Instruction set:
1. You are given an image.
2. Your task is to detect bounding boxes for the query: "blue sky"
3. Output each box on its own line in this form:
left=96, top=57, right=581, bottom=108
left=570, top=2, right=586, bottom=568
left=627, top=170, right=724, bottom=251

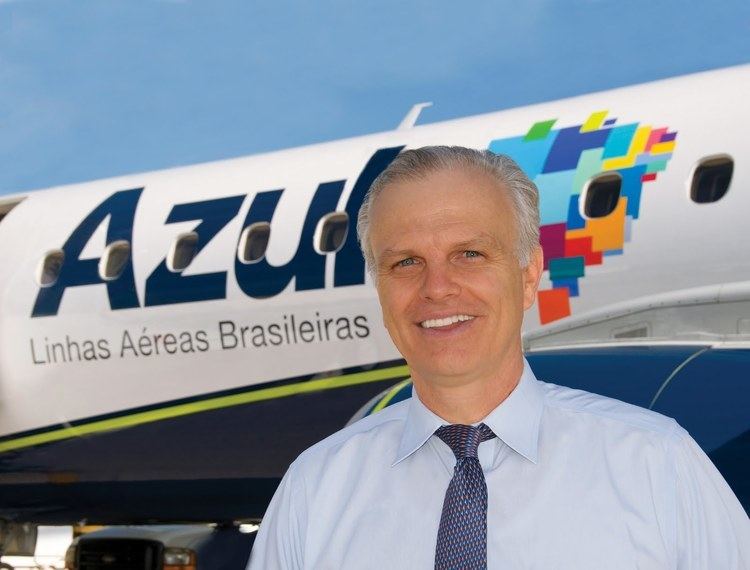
left=1, top=0, right=748, bottom=195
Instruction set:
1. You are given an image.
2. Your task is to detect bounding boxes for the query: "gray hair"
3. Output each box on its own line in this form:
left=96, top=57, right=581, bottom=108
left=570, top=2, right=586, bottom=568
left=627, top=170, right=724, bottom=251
left=356, top=145, right=540, bottom=278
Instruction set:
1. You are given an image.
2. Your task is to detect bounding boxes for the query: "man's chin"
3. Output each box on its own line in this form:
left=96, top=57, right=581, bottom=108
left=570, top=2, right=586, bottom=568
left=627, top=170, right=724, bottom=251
left=409, top=358, right=483, bottom=386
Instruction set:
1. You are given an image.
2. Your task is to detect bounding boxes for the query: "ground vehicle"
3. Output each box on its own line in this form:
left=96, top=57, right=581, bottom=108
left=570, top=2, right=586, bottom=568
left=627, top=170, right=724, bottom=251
left=64, top=525, right=255, bottom=570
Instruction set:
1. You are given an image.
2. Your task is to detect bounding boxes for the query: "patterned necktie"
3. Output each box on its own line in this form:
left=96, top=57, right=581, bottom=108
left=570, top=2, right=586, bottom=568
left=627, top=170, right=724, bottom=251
left=434, top=423, right=496, bottom=570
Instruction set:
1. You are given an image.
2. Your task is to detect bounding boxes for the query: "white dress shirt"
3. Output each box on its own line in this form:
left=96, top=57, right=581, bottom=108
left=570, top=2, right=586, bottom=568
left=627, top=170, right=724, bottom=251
left=248, top=359, right=750, bottom=569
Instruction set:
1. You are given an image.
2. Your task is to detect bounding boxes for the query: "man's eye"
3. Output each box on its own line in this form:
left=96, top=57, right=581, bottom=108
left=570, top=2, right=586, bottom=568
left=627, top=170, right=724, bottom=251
left=397, top=258, right=416, bottom=267
left=463, top=250, right=481, bottom=258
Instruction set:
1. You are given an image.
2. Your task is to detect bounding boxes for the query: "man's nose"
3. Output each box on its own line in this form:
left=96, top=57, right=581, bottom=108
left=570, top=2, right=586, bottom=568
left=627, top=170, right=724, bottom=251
left=419, top=261, right=461, bottom=301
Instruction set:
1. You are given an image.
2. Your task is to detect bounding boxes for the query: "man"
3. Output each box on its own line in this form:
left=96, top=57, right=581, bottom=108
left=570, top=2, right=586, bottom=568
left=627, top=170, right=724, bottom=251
left=249, top=146, right=749, bottom=569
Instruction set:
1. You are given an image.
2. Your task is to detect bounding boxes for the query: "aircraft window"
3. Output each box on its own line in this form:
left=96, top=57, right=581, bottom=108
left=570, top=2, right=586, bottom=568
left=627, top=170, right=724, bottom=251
left=98, top=240, right=131, bottom=281
left=237, top=222, right=271, bottom=264
left=691, top=155, right=733, bottom=203
left=168, top=231, right=199, bottom=272
left=583, top=172, right=622, bottom=218
left=37, top=250, right=65, bottom=287
left=315, top=212, right=349, bottom=254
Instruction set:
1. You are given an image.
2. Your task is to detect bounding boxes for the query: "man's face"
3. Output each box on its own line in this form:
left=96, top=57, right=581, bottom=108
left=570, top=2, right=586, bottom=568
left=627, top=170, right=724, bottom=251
left=369, top=166, right=542, bottom=387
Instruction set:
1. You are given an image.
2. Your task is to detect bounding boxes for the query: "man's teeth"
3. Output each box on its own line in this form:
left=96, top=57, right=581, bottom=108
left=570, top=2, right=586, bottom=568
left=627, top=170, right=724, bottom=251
left=420, top=315, right=475, bottom=329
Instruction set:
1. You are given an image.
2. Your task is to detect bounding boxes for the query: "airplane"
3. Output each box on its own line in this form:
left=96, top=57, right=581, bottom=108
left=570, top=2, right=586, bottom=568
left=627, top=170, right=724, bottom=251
left=0, top=63, right=747, bottom=567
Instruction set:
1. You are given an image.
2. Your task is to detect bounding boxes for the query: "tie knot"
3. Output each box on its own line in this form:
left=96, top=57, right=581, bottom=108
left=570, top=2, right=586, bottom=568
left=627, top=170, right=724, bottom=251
left=435, top=423, right=495, bottom=459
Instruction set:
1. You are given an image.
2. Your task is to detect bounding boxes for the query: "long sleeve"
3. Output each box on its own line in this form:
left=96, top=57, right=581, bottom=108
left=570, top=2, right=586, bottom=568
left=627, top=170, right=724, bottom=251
left=672, top=426, right=750, bottom=569
left=247, top=462, right=307, bottom=570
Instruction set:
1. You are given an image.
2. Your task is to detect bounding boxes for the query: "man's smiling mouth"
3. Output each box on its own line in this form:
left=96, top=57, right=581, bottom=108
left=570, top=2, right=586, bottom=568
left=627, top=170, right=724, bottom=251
left=420, top=314, right=475, bottom=329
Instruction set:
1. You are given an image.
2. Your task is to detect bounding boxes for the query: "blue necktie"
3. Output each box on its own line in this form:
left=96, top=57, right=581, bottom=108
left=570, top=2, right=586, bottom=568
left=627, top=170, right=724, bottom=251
left=434, top=423, right=496, bottom=570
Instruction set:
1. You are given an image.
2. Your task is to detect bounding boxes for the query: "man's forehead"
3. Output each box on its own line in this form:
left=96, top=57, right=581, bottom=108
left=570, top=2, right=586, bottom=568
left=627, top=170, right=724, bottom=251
left=371, top=168, right=513, bottom=224
left=372, top=170, right=513, bottom=218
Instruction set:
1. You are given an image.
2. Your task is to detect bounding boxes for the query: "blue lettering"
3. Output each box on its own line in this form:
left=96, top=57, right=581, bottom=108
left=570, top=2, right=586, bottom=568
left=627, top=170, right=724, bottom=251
left=31, top=188, right=143, bottom=318
left=235, top=180, right=346, bottom=298
left=33, top=147, right=406, bottom=316
left=145, top=195, right=245, bottom=306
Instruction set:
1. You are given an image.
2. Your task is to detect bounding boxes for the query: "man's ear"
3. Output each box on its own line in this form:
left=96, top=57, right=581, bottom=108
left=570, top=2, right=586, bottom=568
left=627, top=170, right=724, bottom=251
left=522, top=246, right=544, bottom=311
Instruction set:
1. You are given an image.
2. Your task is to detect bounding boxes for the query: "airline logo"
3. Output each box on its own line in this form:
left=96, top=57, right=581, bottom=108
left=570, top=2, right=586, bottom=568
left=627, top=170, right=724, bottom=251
left=489, top=111, right=678, bottom=324
left=31, top=147, right=404, bottom=317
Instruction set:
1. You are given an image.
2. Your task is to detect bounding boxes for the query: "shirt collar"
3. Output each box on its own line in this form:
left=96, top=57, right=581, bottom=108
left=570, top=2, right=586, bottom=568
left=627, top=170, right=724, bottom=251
left=392, top=357, right=544, bottom=466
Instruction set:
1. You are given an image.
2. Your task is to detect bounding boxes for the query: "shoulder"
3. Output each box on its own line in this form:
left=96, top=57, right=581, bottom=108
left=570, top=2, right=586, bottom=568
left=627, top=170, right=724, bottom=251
left=537, top=379, right=679, bottom=440
left=534, top=380, right=690, bottom=511
left=290, top=397, right=409, bottom=475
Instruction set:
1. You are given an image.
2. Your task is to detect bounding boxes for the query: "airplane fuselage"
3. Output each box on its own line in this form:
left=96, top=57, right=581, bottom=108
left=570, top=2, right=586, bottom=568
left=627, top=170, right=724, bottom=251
left=0, top=64, right=748, bottom=522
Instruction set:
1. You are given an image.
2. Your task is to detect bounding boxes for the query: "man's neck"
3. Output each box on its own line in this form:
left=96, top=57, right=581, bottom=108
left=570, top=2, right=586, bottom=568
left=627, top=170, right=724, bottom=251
left=411, top=354, right=525, bottom=424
